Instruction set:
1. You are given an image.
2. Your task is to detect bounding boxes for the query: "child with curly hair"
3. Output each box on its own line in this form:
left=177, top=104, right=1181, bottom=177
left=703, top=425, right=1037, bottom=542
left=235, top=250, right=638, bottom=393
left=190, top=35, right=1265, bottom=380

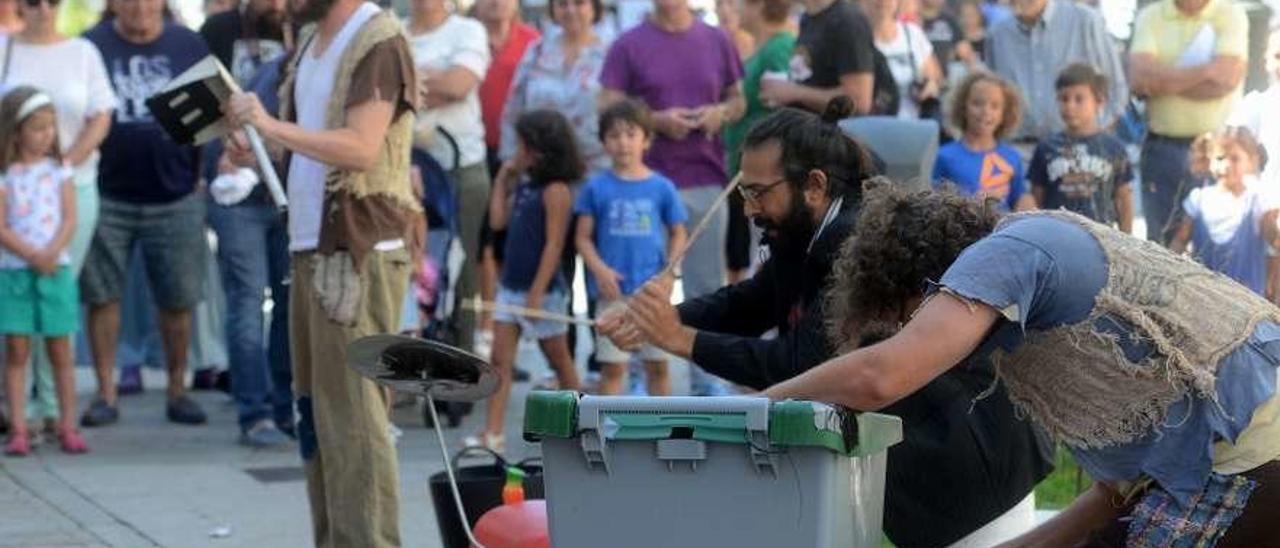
left=932, top=72, right=1034, bottom=211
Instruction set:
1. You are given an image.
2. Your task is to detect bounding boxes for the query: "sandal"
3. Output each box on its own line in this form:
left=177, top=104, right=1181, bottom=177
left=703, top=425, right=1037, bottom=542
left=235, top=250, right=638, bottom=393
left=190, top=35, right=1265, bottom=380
left=58, top=429, right=89, bottom=454
left=463, top=431, right=506, bottom=454
left=5, top=431, right=31, bottom=457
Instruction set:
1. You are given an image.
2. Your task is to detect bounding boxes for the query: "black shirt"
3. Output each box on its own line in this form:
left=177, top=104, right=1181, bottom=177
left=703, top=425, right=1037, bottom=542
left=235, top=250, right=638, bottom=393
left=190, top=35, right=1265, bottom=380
left=792, top=0, right=876, bottom=89
left=198, top=9, right=286, bottom=86
left=679, top=201, right=1054, bottom=547
left=921, top=12, right=961, bottom=74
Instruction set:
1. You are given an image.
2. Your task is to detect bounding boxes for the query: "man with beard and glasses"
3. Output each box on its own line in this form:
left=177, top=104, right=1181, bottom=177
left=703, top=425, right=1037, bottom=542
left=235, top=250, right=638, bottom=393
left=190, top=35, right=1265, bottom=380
left=223, top=0, right=419, bottom=541
left=600, top=97, right=1055, bottom=547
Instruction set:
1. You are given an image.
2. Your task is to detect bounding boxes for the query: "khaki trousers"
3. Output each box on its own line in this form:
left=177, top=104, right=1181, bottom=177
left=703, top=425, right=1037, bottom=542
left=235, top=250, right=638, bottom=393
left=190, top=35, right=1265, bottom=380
left=291, top=248, right=410, bottom=548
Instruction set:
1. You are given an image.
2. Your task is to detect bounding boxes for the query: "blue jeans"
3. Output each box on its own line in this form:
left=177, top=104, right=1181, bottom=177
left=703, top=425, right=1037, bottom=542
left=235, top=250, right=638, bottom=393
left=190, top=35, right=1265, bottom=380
left=208, top=196, right=293, bottom=430
left=1140, top=136, right=1196, bottom=245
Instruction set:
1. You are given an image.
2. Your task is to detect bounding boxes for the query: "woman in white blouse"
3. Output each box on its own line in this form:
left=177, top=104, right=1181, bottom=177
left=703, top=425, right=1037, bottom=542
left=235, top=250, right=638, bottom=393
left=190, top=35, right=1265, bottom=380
left=865, top=0, right=942, bottom=120
left=499, top=0, right=610, bottom=173
left=0, top=0, right=115, bottom=431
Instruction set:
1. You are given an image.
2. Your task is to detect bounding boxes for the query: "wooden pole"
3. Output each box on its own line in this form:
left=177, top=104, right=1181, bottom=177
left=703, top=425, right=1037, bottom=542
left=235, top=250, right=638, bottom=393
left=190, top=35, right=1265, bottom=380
left=461, top=299, right=596, bottom=326
left=658, top=172, right=743, bottom=280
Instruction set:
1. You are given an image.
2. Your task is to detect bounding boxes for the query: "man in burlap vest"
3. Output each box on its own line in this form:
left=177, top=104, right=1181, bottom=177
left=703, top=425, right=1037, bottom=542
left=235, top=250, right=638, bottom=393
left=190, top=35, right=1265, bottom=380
left=765, top=182, right=1280, bottom=546
left=225, top=0, right=420, bottom=543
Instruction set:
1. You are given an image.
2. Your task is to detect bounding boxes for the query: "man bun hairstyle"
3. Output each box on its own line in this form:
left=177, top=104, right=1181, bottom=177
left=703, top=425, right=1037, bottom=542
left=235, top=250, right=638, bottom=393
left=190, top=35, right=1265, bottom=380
left=741, top=97, right=874, bottom=203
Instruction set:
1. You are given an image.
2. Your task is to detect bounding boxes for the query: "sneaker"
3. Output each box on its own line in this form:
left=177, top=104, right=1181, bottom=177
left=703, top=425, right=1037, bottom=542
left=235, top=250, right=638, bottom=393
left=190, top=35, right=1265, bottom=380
left=80, top=399, right=119, bottom=428
left=215, top=370, right=231, bottom=394
left=278, top=422, right=297, bottom=440
left=118, top=365, right=143, bottom=396
left=4, top=432, right=31, bottom=457
left=240, top=420, right=290, bottom=448
left=463, top=431, right=505, bottom=454
left=58, top=429, right=89, bottom=454
left=166, top=395, right=208, bottom=425
left=191, top=368, right=218, bottom=391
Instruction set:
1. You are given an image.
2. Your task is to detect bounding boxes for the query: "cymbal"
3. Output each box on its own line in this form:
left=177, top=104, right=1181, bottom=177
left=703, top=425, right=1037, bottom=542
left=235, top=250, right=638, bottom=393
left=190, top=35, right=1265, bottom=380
left=347, top=335, right=498, bottom=402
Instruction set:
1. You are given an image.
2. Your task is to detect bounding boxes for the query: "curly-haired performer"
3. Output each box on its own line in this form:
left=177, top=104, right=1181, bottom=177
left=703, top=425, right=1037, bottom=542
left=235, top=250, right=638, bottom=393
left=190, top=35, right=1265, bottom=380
left=603, top=98, right=1052, bottom=547
left=769, top=182, right=1280, bottom=546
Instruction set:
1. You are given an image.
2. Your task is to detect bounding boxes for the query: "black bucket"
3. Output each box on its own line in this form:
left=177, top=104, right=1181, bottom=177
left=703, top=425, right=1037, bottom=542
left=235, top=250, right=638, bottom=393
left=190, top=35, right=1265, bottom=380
left=428, top=446, right=544, bottom=548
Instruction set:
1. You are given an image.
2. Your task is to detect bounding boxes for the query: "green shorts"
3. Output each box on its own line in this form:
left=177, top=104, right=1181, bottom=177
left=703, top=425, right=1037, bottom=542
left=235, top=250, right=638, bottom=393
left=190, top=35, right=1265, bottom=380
left=0, top=267, right=80, bottom=336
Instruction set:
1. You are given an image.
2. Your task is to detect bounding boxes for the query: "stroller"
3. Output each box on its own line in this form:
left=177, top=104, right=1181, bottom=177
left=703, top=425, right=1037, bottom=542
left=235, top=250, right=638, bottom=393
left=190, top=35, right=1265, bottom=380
left=412, top=129, right=474, bottom=428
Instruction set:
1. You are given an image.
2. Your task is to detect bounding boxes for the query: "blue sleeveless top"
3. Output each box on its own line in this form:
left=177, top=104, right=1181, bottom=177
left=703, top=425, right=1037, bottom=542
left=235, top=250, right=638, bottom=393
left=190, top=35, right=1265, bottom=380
left=500, top=181, right=566, bottom=292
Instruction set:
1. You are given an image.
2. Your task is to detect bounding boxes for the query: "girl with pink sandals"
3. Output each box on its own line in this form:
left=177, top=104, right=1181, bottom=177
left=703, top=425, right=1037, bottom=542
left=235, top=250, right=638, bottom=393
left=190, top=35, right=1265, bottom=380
left=0, top=86, right=88, bottom=456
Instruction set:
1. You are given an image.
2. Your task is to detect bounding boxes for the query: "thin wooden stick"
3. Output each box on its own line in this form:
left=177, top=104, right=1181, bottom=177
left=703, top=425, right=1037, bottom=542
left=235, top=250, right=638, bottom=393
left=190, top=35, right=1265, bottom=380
left=462, top=299, right=596, bottom=326
left=659, top=172, right=743, bottom=279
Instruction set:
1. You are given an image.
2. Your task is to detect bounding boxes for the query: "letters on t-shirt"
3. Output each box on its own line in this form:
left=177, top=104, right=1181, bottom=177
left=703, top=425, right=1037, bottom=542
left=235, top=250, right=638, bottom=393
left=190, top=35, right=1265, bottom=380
left=110, top=55, right=173, bottom=124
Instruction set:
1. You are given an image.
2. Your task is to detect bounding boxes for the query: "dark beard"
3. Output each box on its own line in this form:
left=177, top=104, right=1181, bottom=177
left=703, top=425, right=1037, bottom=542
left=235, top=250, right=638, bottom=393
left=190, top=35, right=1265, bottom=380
left=755, top=190, right=817, bottom=255
left=292, top=0, right=335, bottom=23
left=251, top=9, right=287, bottom=40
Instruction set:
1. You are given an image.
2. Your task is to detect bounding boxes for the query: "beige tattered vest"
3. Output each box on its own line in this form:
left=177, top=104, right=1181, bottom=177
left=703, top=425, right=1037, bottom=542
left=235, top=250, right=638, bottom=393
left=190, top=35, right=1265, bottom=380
left=986, top=210, right=1280, bottom=449
left=279, top=10, right=421, bottom=324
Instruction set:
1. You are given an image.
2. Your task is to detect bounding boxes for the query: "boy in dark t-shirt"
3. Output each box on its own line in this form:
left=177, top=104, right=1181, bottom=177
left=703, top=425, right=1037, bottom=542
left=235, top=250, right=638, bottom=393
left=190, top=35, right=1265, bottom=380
left=1030, top=63, right=1134, bottom=232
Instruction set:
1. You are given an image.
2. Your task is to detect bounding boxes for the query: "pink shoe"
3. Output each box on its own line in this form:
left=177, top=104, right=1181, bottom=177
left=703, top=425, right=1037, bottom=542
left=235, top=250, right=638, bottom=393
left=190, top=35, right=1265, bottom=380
left=59, top=429, right=89, bottom=454
left=5, top=432, right=31, bottom=456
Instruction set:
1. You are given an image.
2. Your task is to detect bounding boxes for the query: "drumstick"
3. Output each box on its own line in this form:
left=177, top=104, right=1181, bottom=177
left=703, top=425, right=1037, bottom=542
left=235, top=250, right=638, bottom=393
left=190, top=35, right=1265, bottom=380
left=462, top=299, right=596, bottom=326
left=659, top=172, right=742, bottom=279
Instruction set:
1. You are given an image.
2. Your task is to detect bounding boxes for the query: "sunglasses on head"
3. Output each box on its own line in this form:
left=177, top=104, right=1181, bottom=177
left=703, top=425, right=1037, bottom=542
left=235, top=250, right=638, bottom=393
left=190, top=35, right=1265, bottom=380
left=23, top=0, right=60, bottom=7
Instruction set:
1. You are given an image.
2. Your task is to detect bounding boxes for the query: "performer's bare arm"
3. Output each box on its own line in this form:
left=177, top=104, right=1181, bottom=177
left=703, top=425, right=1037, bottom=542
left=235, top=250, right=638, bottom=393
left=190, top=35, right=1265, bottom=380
left=225, top=92, right=396, bottom=172
left=993, top=483, right=1125, bottom=548
left=762, top=292, right=998, bottom=410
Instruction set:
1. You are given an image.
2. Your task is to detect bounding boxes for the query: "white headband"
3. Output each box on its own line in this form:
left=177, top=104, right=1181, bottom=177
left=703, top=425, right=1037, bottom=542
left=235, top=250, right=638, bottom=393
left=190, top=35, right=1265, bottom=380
left=16, top=93, right=53, bottom=122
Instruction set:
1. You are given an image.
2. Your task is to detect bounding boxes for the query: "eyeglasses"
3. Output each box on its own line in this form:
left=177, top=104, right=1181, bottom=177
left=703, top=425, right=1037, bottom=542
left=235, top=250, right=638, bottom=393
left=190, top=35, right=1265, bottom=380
left=552, top=0, right=590, bottom=7
left=737, top=177, right=787, bottom=204
left=22, top=0, right=60, bottom=8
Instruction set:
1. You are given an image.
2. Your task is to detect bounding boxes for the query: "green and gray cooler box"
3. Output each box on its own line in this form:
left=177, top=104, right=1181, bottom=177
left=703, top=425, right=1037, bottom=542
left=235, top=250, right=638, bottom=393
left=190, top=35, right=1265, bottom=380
left=523, top=392, right=903, bottom=547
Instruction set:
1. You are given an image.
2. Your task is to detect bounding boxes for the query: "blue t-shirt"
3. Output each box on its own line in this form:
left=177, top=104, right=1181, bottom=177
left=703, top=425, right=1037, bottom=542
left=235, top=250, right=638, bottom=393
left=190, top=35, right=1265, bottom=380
left=936, top=216, right=1279, bottom=506
left=932, top=141, right=1026, bottom=211
left=573, top=170, right=688, bottom=298
left=86, top=21, right=210, bottom=204
left=501, top=181, right=566, bottom=292
left=1028, top=132, right=1133, bottom=224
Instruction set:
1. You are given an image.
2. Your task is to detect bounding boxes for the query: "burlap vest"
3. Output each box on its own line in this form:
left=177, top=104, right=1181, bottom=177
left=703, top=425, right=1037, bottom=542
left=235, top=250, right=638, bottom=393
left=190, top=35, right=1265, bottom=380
left=278, top=10, right=420, bottom=325
left=990, top=210, right=1280, bottom=449
left=279, top=10, right=419, bottom=268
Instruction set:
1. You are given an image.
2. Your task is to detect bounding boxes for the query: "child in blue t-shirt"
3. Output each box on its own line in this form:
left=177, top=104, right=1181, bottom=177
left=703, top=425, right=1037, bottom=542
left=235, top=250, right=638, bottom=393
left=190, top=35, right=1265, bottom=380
left=575, top=100, right=688, bottom=396
left=933, top=72, right=1033, bottom=211
left=472, top=110, right=585, bottom=453
left=1029, top=64, right=1134, bottom=232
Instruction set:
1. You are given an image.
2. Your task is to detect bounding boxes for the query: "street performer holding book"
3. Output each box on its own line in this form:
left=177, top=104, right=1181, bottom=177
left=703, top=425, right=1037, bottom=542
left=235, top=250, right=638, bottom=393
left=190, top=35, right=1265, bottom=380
left=222, top=0, right=420, bottom=544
